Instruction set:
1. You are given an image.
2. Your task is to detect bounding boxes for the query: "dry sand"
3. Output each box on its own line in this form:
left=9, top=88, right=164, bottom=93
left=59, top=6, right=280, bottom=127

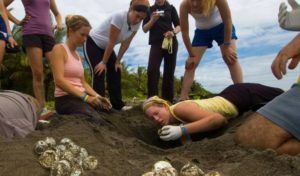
left=0, top=106, right=299, bottom=176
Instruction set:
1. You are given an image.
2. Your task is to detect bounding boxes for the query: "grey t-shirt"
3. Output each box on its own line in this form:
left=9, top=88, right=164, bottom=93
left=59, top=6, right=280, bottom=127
left=89, top=10, right=141, bottom=49
left=0, top=90, right=38, bottom=138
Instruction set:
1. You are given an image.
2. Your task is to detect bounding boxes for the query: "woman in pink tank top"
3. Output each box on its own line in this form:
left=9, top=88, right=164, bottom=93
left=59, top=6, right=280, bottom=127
left=50, top=15, right=112, bottom=119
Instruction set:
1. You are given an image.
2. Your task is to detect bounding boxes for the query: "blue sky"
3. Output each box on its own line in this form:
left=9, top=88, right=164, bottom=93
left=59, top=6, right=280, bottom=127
left=8, top=0, right=299, bottom=93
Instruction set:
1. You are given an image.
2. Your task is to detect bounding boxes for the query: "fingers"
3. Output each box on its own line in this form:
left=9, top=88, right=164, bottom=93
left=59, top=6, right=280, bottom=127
left=279, top=3, right=288, bottom=26
left=94, top=64, right=106, bottom=75
left=160, top=126, right=170, bottom=136
left=288, top=0, right=300, bottom=9
left=271, top=53, right=286, bottom=79
left=288, top=54, right=300, bottom=69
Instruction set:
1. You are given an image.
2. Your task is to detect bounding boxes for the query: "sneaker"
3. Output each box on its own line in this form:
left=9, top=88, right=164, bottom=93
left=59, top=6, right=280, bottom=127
left=121, top=105, right=133, bottom=111
left=39, top=107, right=55, bottom=120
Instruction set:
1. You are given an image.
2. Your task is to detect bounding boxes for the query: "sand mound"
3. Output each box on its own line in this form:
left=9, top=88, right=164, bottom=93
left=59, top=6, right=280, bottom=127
left=0, top=106, right=299, bottom=176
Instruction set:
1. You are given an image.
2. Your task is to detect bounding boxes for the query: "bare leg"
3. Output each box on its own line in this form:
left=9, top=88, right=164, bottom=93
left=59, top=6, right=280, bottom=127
left=26, top=47, right=45, bottom=108
left=235, top=113, right=300, bottom=155
left=220, top=40, right=243, bottom=84
left=179, top=47, right=207, bottom=100
left=0, top=40, right=5, bottom=72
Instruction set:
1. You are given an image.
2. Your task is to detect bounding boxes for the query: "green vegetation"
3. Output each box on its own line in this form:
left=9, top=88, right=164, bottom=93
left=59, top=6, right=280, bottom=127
left=0, top=24, right=212, bottom=103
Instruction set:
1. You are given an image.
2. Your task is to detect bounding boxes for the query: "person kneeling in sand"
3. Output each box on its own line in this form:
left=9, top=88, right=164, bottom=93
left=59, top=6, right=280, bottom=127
left=0, top=90, right=42, bottom=138
left=234, top=1, right=300, bottom=156
left=50, top=15, right=112, bottom=118
left=143, top=83, right=283, bottom=143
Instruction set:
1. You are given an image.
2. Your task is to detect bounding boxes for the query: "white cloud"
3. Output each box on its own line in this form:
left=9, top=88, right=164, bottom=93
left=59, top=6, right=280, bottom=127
left=7, top=0, right=299, bottom=93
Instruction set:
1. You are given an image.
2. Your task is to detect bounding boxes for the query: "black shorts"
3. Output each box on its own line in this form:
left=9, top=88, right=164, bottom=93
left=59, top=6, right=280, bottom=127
left=22, top=34, right=55, bottom=53
left=219, top=83, right=284, bottom=114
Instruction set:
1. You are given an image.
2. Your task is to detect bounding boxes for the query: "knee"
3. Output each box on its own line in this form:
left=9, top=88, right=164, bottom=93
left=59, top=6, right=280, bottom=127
left=234, top=126, right=249, bottom=145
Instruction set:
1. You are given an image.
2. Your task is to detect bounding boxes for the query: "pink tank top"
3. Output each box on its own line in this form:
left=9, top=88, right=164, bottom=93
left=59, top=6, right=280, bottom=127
left=22, top=0, right=53, bottom=36
left=54, top=44, right=85, bottom=97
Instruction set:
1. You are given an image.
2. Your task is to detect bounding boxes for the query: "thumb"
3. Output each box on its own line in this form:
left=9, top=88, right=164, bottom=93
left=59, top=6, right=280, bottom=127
left=288, top=0, right=300, bottom=10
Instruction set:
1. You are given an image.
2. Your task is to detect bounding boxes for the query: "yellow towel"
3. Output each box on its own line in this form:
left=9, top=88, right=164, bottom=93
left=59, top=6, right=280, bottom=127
left=162, top=37, right=173, bottom=54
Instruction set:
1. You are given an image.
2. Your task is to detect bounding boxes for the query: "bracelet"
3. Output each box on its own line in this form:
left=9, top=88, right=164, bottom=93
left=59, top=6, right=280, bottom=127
left=7, top=34, right=12, bottom=39
left=100, top=60, right=107, bottom=65
left=81, top=92, right=89, bottom=102
left=180, top=125, right=192, bottom=144
left=223, top=41, right=231, bottom=46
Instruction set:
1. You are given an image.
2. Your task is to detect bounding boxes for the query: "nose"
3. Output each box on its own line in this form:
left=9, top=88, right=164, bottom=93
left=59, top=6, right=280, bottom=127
left=153, top=115, right=159, bottom=121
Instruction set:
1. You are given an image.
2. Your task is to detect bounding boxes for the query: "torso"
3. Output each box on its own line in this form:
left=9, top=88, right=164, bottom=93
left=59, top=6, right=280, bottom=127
left=21, top=0, right=53, bottom=36
left=54, top=44, right=85, bottom=97
left=90, top=10, right=141, bottom=49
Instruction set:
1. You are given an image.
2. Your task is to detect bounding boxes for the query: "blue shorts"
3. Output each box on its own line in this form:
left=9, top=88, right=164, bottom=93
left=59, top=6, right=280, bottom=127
left=0, top=15, right=7, bottom=41
left=257, top=84, right=300, bottom=140
left=192, top=23, right=238, bottom=48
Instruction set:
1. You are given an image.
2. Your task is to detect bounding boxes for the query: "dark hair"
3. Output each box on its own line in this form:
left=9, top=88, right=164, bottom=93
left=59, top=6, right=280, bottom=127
left=130, top=0, right=150, bottom=13
left=131, top=4, right=149, bottom=13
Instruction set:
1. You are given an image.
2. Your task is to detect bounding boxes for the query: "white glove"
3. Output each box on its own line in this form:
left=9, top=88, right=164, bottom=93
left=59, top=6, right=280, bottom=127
left=159, top=125, right=182, bottom=141
left=278, top=0, right=300, bottom=31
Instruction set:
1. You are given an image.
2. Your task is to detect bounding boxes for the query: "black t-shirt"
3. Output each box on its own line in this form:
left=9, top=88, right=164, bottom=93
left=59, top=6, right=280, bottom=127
left=142, top=2, right=180, bottom=45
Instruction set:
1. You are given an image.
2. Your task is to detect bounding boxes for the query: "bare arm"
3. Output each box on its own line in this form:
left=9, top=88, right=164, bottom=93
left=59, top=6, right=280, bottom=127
left=3, top=0, right=21, bottom=25
left=180, top=0, right=194, bottom=57
left=216, top=0, right=232, bottom=44
left=173, top=25, right=181, bottom=35
left=102, top=24, right=120, bottom=64
left=142, top=12, right=160, bottom=33
left=271, top=33, right=300, bottom=79
left=116, top=31, right=136, bottom=63
left=50, top=0, right=63, bottom=30
left=173, top=101, right=228, bottom=134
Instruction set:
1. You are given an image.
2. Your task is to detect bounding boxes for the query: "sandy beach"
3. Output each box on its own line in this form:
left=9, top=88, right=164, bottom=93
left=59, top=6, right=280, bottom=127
left=0, top=106, right=299, bottom=176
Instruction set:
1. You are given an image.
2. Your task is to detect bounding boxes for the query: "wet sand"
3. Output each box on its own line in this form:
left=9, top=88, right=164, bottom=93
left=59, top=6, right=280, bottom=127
left=0, top=106, right=299, bottom=176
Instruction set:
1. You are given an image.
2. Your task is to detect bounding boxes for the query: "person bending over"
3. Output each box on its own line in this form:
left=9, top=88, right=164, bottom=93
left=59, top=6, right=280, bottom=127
left=179, top=0, right=243, bottom=101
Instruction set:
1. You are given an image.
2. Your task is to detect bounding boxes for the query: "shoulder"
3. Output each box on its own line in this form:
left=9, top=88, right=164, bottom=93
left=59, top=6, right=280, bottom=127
left=173, top=101, right=199, bottom=117
left=52, top=44, right=67, bottom=57
left=180, top=0, right=190, bottom=13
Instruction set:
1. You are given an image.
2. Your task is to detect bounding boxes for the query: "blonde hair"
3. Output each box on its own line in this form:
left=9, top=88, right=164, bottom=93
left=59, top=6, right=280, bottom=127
left=201, top=0, right=216, bottom=16
left=142, top=96, right=171, bottom=112
left=65, top=15, right=91, bottom=33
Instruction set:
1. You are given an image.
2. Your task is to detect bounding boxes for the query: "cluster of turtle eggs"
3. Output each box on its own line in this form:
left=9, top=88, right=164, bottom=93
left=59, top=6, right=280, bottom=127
left=34, top=137, right=98, bottom=176
left=142, top=160, right=221, bottom=176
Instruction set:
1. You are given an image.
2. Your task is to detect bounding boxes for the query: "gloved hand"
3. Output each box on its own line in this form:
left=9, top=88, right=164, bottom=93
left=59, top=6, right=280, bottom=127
left=278, top=0, right=300, bottom=31
left=159, top=125, right=182, bottom=141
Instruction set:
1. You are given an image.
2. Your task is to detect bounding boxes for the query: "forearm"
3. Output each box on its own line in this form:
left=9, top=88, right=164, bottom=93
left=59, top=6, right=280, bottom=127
left=116, top=43, right=129, bottom=62
left=102, top=42, right=115, bottom=64
left=173, top=25, right=181, bottom=35
left=182, top=32, right=194, bottom=56
left=82, top=81, right=98, bottom=97
left=223, top=19, right=232, bottom=43
left=2, top=10, right=12, bottom=34
left=6, top=9, right=19, bottom=25
left=143, top=19, right=155, bottom=33
left=184, top=114, right=227, bottom=134
left=54, top=13, right=63, bottom=28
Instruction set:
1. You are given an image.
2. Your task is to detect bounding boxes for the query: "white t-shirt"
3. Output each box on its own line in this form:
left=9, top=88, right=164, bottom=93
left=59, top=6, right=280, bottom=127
left=90, top=10, right=141, bottom=49
left=190, top=7, right=222, bottom=30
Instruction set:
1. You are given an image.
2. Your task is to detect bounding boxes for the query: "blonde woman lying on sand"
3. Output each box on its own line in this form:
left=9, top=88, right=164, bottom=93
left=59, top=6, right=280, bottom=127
left=143, top=83, right=283, bottom=143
